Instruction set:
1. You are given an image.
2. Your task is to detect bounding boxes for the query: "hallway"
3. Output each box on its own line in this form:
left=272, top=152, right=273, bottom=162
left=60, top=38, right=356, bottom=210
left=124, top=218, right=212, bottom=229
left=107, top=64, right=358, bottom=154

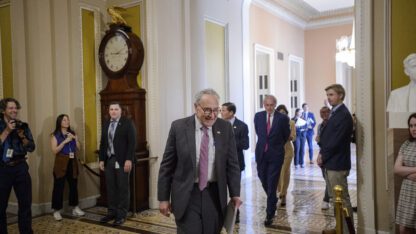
left=7, top=149, right=357, bottom=233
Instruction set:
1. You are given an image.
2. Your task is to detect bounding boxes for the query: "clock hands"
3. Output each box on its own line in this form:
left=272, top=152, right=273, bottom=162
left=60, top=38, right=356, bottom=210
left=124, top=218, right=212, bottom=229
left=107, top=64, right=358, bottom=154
left=110, top=47, right=126, bottom=55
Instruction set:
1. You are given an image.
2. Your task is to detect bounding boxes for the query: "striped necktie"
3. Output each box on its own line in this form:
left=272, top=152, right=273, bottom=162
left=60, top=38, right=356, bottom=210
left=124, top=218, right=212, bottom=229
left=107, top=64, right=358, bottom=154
left=107, top=121, right=116, bottom=157
left=199, top=126, right=209, bottom=190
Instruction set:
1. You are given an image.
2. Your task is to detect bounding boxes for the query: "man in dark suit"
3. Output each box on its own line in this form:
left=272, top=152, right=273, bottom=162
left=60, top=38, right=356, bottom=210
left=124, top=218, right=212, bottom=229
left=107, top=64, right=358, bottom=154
left=220, top=102, right=249, bottom=171
left=99, top=102, right=137, bottom=226
left=254, top=95, right=290, bottom=226
left=317, top=84, right=354, bottom=233
left=158, top=89, right=242, bottom=233
left=221, top=102, right=249, bottom=223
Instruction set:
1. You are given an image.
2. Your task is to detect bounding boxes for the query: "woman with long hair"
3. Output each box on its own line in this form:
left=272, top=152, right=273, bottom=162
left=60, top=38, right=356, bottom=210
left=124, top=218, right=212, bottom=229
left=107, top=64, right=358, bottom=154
left=50, top=114, right=84, bottom=220
left=394, top=113, right=416, bottom=233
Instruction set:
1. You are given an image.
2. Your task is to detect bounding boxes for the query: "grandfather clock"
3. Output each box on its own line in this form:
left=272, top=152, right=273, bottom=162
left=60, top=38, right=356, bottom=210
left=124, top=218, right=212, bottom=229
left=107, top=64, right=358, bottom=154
left=97, top=23, right=148, bottom=212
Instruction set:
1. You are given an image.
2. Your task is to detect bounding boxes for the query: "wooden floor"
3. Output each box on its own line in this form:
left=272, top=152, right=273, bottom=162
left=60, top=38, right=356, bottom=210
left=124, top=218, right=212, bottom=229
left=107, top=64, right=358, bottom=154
left=7, top=148, right=357, bottom=233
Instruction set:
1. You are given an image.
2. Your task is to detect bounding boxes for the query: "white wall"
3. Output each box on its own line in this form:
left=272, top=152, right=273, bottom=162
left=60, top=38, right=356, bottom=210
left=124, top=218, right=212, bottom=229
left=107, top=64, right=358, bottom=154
left=147, top=0, right=245, bottom=208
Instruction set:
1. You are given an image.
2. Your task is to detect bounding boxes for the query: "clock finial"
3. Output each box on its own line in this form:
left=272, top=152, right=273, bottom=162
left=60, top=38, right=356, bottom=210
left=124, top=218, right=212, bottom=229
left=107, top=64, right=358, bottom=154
left=107, top=6, right=127, bottom=26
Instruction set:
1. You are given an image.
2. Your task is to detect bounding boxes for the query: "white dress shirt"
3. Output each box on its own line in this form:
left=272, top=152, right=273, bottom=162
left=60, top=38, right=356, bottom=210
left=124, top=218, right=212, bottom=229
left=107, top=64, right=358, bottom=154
left=194, top=116, right=216, bottom=183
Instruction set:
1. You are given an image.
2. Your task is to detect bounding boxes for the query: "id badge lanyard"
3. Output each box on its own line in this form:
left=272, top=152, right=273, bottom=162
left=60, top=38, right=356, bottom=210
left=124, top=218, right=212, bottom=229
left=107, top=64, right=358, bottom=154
left=68, top=138, right=74, bottom=159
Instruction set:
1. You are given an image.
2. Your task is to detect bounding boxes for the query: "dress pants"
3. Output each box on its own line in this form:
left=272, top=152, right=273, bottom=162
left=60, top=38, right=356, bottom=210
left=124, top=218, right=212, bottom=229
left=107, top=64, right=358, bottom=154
left=52, top=159, right=78, bottom=210
left=305, top=130, right=314, bottom=161
left=325, top=169, right=354, bottom=233
left=0, top=162, right=32, bottom=234
left=321, top=167, right=330, bottom=203
left=257, top=150, right=284, bottom=217
left=294, top=131, right=306, bottom=166
left=105, top=156, right=130, bottom=219
left=175, top=183, right=222, bottom=234
left=278, top=141, right=294, bottom=197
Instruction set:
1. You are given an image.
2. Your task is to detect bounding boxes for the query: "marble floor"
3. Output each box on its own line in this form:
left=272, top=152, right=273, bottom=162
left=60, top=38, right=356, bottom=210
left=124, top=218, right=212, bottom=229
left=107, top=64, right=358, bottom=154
left=7, top=149, right=357, bottom=233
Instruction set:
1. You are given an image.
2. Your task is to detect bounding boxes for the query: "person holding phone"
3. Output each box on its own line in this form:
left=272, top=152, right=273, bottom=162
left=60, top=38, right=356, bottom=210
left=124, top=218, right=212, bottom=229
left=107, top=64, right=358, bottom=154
left=50, top=114, right=84, bottom=221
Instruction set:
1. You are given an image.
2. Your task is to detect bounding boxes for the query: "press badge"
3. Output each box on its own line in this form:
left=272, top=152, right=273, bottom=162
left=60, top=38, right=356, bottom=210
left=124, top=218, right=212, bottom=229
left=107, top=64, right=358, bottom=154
left=69, top=152, right=74, bottom=159
left=115, top=161, right=120, bottom=169
left=6, top=149, right=13, bottom=158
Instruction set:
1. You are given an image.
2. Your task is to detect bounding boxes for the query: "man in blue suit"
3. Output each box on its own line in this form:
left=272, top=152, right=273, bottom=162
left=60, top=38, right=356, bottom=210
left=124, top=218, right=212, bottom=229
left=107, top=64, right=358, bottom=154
left=254, top=95, right=290, bottom=226
left=302, top=103, right=316, bottom=164
left=317, top=84, right=354, bottom=233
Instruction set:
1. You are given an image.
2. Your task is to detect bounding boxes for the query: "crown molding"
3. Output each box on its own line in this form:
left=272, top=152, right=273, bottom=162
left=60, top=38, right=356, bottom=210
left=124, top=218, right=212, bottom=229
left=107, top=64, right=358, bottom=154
left=253, top=0, right=353, bottom=30
left=306, top=15, right=353, bottom=30
left=252, top=0, right=307, bottom=29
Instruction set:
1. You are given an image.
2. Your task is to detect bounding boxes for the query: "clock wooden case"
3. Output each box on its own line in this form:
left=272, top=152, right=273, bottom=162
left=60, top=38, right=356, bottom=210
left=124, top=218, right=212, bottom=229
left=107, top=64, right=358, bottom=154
left=97, top=24, right=148, bottom=212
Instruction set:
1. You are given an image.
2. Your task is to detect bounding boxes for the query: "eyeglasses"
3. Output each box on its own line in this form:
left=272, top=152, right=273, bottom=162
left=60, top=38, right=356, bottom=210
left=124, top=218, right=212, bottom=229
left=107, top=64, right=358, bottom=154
left=198, top=105, right=220, bottom=116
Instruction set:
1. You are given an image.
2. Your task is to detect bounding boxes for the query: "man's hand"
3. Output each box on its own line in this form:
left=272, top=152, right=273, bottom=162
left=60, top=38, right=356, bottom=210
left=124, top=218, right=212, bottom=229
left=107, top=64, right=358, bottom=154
left=99, top=161, right=105, bottom=171
left=124, top=160, right=132, bottom=173
left=317, top=154, right=323, bottom=167
left=159, top=201, right=171, bottom=217
left=231, top=196, right=242, bottom=209
left=6, top=120, right=15, bottom=132
left=17, top=129, right=25, bottom=138
left=407, top=173, right=416, bottom=182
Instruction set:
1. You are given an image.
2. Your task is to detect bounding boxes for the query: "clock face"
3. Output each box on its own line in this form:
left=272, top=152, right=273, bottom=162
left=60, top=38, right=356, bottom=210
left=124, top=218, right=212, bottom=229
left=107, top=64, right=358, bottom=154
left=103, top=34, right=129, bottom=72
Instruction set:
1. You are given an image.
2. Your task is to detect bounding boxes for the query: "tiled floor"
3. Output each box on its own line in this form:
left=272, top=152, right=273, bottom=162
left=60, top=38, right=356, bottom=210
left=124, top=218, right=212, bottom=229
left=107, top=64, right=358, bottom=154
left=7, top=148, right=357, bottom=233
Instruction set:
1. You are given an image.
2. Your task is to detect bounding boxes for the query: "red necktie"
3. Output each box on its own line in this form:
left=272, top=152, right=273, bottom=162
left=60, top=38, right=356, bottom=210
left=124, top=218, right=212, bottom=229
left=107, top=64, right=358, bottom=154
left=267, top=113, right=271, bottom=135
left=265, top=113, right=271, bottom=152
left=199, top=127, right=209, bottom=190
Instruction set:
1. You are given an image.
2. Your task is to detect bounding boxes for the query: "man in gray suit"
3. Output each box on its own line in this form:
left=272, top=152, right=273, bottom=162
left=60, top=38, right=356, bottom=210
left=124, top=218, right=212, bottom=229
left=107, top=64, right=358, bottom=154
left=158, top=89, right=242, bottom=233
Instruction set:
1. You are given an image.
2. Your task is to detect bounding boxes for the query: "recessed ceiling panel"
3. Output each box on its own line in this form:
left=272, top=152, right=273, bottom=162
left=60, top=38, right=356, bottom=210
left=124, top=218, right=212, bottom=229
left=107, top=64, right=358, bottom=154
left=303, top=0, right=354, bottom=12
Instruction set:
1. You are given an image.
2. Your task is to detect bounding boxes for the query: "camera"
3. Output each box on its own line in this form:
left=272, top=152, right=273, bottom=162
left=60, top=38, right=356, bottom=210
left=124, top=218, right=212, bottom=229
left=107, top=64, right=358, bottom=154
left=11, top=120, right=25, bottom=129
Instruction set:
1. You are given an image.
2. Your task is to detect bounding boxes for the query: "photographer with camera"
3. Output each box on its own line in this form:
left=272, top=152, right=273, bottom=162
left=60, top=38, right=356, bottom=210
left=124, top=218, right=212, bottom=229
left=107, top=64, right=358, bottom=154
left=0, top=98, right=35, bottom=234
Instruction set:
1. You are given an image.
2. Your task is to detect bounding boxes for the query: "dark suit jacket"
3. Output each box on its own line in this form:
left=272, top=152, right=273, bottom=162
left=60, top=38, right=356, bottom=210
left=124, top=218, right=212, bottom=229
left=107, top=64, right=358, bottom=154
left=254, top=111, right=290, bottom=164
left=99, top=116, right=137, bottom=166
left=318, top=104, right=353, bottom=171
left=232, top=118, right=249, bottom=171
left=157, top=115, right=241, bottom=220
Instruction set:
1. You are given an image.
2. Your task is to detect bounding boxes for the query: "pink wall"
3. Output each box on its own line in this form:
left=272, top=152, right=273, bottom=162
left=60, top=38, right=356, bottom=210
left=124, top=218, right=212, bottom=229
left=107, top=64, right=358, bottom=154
left=250, top=5, right=304, bottom=109
left=304, top=24, right=352, bottom=116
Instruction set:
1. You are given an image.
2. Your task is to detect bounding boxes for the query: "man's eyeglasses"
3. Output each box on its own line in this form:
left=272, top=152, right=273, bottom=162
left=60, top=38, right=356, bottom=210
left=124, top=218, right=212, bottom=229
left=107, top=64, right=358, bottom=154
left=198, top=105, right=220, bottom=116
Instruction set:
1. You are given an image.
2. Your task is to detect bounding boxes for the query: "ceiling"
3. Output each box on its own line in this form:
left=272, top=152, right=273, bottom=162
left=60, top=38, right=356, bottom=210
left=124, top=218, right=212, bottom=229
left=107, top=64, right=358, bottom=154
left=303, top=0, right=354, bottom=12
left=260, top=0, right=354, bottom=28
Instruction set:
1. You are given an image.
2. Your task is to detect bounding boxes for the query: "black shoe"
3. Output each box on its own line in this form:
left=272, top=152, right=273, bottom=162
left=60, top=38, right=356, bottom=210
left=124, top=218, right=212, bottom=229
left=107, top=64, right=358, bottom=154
left=113, top=218, right=126, bottom=226
left=264, top=214, right=274, bottom=226
left=100, top=215, right=115, bottom=223
left=235, top=210, right=240, bottom=224
left=280, top=196, right=286, bottom=206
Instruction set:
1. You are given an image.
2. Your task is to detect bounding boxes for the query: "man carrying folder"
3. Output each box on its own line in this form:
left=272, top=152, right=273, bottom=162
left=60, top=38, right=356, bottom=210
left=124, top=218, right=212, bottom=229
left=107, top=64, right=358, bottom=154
left=158, top=89, right=242, bottom=233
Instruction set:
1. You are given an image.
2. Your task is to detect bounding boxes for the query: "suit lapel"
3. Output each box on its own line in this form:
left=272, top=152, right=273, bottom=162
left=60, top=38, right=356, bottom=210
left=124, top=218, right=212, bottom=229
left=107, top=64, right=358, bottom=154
left=233, top=118, right=239, bottom=134
left=212, top=121, right=223, bottom=171
left=321, top=104, right=343, bottom=135
left=261, top=111, right=268, bottom=134
left=113, top=117, right=123, bottom=140
left=269, top=112, right=279, bottom=136
left=186, top=116, right=197, bottom=171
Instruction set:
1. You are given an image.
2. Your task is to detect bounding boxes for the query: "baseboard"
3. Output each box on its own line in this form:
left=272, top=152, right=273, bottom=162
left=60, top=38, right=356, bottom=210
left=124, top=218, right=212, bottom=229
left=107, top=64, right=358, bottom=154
left=6, top=195, right=99, bottom=216
left=357, top=227, right=392, bottom=234
left=376, top=231, right=391, bottom=234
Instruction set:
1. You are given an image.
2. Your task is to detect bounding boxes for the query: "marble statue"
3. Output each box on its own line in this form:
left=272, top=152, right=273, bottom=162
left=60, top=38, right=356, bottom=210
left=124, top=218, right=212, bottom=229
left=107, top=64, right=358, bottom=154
left=387, top=53, right=416, bottom=112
